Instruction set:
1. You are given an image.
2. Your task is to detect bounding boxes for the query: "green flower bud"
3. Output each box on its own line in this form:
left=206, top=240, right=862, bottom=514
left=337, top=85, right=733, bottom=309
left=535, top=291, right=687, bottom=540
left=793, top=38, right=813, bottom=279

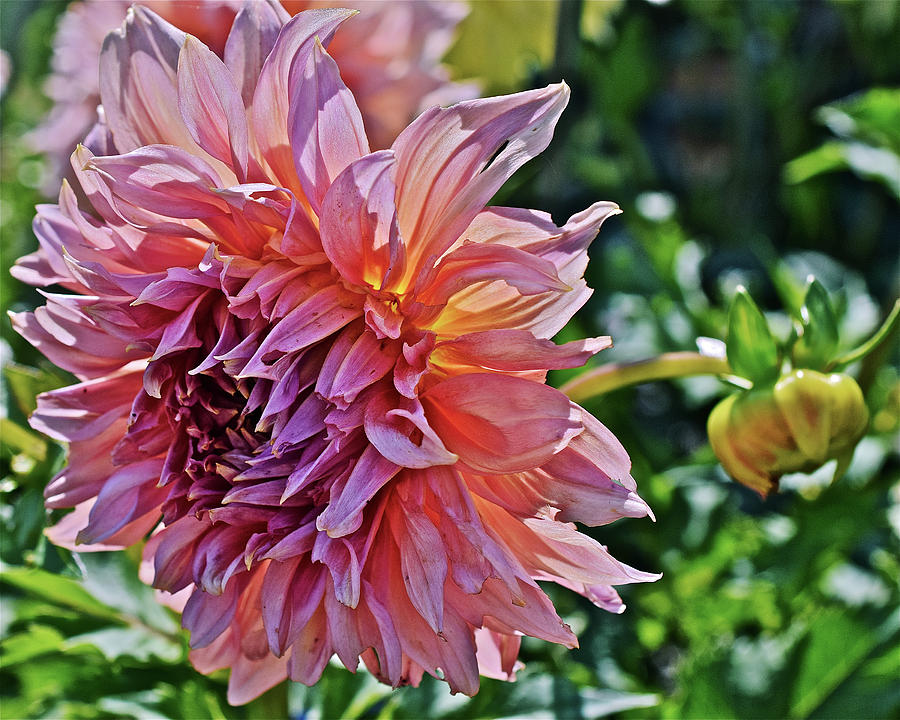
left=707, top=370, right=868, bottom=496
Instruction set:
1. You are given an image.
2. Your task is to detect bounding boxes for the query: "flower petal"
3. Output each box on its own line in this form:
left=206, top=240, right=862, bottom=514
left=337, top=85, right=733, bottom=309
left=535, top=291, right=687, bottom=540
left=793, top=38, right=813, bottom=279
left=87, top=145, right=229, bottom=220
left=224, top=0, right=289, bottom=106
left=316, top=444, right=399, bottom=538
left=320, top=150, right=406, bottom=291
left=250, top=8, right=355, bottom=193
left=178, top=36, right=250, bottom=181
left=392, top=83, right=569, bottom=282
left=364, top=390, right=459, bottom=469
left=421, top=374, right=582, bottom=473
left=289, top=38, right=370, bottom=215
left=415, top=242, right=569, bottom=310
left=99, top=6, right=194, bottom=152
left=432, top=202, right=620, bottom=339
left=433, top=330, right=611, bottom=373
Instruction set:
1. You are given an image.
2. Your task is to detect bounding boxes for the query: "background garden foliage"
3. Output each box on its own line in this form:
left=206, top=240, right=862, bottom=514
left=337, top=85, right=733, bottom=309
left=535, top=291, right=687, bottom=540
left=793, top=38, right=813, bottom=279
left=1, top=1, right=898, bottom=718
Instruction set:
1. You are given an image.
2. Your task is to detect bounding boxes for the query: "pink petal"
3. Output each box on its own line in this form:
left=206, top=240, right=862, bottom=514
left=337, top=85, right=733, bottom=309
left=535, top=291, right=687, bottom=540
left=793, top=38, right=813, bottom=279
left=316, top=445, right=399, bottom=538
left=183, top=580, right=241, bottom=650
left=446, top=576, right=576, bottom=648
left=289, top=38, right=370, bottom=215
left=30, top=364, right=142, bottom=443
left=482, top=502, right=660, bottom=588
left=76, top=458, right=166, bottom=545
left=364, top=389, right=459, bottom=469
left=10, top=302, right=141, bottom=380
left=392, top=83, right=569, bottom=282
left=286, top=603, right=331, bottom=685
left=310, top=533, right=361, bottom=608
left=223, top=0, right=288, bottom=107
left=323, top=582, right=365, bottom=671
left=250, top=8, right=355, bottom=193
left=434, top=330, right=611, bottom=372
left=44, top=500, right=131, bottom=552
left=326, top=0, right=476, bottom=149
left=99, top=6, right=195, bottom=153
left=389, top=500, right=448, bottom=633
left=87, top=145, right=229, bottom=220
left=414, top=243, right=569, bottom=316
left=261, top=558, right=326, bottom=656
left=356, top=583, right=403, bottom=685
left=319, top=150, right=405, bottom=291
left=178, top=36, right=249, bottom=181
left=153, top=516, right=208, bottom=594
left=226, top=651, right=290, bottom=706
left=436, top=202, right=620, bottom=339
left=421, top=374, right=582, bottom=473
left=474, top=628, right=522, bottom=681
left=44, top=421, right=125, bottom=508
left=241, top=285, right=361, bottom=375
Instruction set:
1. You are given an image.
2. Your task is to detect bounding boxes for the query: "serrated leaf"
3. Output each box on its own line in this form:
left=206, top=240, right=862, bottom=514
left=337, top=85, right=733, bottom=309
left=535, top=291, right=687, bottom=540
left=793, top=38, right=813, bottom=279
left=726, top=288, right=780, bottom=385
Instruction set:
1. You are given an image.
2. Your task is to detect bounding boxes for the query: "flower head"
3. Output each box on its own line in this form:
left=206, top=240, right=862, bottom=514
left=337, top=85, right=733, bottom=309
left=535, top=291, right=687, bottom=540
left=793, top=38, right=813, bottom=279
left=28, top=0, right=474, bottom=194
left=13, top=6, right=658, bottom=704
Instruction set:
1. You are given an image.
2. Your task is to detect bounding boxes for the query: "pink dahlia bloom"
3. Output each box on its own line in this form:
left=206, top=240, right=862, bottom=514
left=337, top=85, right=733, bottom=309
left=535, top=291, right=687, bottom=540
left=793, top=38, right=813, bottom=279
left=13, top=6, right=658, bottom=705
left=28, top=0, right=473, bottom=194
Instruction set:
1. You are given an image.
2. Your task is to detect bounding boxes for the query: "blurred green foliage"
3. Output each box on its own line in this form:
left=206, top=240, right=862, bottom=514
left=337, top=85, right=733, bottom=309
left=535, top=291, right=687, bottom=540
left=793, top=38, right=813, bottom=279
left=1, top=0, right=898, bottom=718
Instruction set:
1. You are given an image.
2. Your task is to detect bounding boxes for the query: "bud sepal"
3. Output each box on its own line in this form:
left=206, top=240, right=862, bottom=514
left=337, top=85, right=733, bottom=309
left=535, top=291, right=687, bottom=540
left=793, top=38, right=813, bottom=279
left=707, top=369, right=868, bottom=497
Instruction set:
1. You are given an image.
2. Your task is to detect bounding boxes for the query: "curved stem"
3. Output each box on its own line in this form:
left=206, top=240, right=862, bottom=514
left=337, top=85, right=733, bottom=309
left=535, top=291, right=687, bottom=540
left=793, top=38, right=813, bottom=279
left=560, top=352, right=733, bottom=403
left=829, top=298, right=900, bottom=372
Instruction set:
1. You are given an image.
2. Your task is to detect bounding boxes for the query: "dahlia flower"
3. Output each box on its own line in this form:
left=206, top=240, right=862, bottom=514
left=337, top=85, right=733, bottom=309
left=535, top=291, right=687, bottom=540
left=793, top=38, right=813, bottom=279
left=28, top=0, right=473, bottom=193
left=13, top=6, right=658, bottom=704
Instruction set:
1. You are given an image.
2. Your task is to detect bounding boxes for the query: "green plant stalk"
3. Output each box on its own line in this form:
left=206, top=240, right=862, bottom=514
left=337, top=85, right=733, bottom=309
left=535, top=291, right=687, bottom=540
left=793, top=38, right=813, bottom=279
left=560, top=352, right=734, bottom=403
left=829, top=298, right=900, bottom=371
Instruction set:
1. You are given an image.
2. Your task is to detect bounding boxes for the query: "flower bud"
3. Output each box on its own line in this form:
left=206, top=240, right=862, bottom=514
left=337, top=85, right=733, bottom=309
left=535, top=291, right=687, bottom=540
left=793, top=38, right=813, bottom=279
left=707, top=370, right=868, bottom=496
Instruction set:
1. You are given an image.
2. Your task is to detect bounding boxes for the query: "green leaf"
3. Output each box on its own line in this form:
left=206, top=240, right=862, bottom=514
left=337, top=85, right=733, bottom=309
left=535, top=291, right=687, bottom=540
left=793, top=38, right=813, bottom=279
left=75, top=552, right=180, bottom=634
left=580, top=688, right=660, bottom=717
left=98, top=695, right=174, bottom=720
left=98, top=693, right=175, bottom=720
left=0, top=563, right=122, bottom=622
left=788, top=608, right=900, bottom=718
left=2, top=363, right=68, bottom=417
left=726, top=287, right=780, bottom=385
left=784, top=88, right=900, bottom=199
left=0, top=418, right=47, bottom=462
left=0, top=624, right=64, bottom=665
left=784, top=141, right=849, bottom=184
left=793, top=278, right=839, bottom=369
left=817, top=88, right=900, bottom=153
left=65, top=626, right=182, bottom=663
left=443, top=1, right=559, bottom=93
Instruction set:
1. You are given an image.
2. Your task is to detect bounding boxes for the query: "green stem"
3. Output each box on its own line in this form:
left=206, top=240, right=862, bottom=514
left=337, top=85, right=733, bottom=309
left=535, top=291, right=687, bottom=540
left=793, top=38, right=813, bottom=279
left=560, top=352, right=733, bottom=403
left=829, top=298, right=900, bottom=371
